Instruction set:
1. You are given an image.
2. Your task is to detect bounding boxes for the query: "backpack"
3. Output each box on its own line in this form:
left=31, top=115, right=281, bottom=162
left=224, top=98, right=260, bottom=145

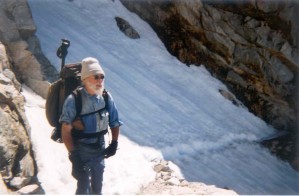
left=45, top=39, right=109, bottom=143
left=45, top=63, right=78, bottom=143
left=45, top=63, right=82, bottom=129
left=45, top=62, right=109, bottom=143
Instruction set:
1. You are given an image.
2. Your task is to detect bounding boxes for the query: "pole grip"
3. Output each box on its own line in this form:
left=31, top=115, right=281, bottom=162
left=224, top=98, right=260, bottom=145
left=56, top=39, right=70, bottom=70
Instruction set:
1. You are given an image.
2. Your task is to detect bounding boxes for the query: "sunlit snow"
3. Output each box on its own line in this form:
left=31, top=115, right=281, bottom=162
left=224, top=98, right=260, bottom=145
left=23, top=0, right=298, bottom=194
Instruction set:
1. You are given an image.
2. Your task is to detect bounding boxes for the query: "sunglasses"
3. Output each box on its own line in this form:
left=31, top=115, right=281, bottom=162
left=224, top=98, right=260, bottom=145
left=94, top=74, right=105, bottom=80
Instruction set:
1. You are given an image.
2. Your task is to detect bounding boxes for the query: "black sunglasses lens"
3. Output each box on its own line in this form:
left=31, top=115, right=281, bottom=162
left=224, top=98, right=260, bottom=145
left=94, top=75, right=104, bottom=80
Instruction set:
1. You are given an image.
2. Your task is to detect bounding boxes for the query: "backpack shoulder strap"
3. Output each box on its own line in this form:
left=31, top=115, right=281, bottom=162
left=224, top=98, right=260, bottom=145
left=102, top=89, right=109, bottom=110
left=72, top=89, right=108, bottom=118
left=72, top=88, right=82, bottom=118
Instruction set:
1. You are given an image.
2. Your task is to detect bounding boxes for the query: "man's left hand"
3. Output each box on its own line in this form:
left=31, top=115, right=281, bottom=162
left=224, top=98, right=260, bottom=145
left=103, top=140, right=118, bottom=158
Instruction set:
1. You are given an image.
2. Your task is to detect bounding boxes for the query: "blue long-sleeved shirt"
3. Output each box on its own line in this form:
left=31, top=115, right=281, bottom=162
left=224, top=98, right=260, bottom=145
left=59, top=87, right=123, bottom=131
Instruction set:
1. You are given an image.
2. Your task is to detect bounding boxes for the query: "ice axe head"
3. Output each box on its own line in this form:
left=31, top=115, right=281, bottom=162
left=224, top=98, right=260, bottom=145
left=61, top=39, right=70, bottom=50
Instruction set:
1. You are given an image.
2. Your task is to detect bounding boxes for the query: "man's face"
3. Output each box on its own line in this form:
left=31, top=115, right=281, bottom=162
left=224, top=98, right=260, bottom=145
left=84, top=74, right=105, bottom=95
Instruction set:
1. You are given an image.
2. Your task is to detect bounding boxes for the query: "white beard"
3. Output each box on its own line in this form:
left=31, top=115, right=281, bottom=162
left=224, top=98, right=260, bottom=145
left=94, top=86, right=104, bottom=96
left=85, top=80, right=104, bottom=96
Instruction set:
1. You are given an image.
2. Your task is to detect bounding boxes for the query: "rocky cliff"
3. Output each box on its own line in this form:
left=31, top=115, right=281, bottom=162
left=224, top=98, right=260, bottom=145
left=120, top=0, right=299, bottom=168
left=0, top=0, right=58, bottom=193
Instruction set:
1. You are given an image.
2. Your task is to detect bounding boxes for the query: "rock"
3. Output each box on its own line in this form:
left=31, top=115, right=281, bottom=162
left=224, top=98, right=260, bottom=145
left=139, top=159, right=239, bottom=195
left=0, top=44, right=9, bottom=71
left=226, top=70, right=247, bottom=89
left=162, top=173, right=171, bottom=181
left=219, top=89, right=244, bottom=107
left=7, top=40, right=51, bottom=99
left=0, top=0, right=57, bottom=193
left=153, top=163, right=171, bottom=173
left=0, top=41, right=37, bottom=193
left=0, top=0, right=57, bottom=99
left=166, top=177, right=180, bottom=186
left=179, top=179, right=189, bottom=187
left=9, top=176, right=31, bottom=189
left=115, top=17, right=140, bottom=39
left=4, top=0, right=36, bottom=39
left=2, top=69, right=21, bottom=91
left=0, top=174, right=9, bottom=194
left=0, top=73, right=11, bottom=84
left=0, top=5, right=20, bottom=43
left=26, top=36, right=59, bottom=83
left=25, top=77, right=50, bottom=100
left=17, top=184, right=44, bottom=195
left=291, top=156, right=299, bottom=171
left=8, top=41, right=43, bottom=81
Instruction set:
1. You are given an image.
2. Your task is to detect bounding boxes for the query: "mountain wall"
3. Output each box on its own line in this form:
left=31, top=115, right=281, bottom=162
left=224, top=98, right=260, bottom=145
left=120, top=0, right=299, bottom=168
left=0, top=0, right=58, bottom=193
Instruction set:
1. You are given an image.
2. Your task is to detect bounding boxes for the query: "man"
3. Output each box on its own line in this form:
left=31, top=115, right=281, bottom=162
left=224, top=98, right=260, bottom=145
left=59, top=57, right=123, bottom=194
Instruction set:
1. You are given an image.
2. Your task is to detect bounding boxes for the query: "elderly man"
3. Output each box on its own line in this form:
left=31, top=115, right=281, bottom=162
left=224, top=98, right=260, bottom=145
left=59, top=57, right=123, bottom=195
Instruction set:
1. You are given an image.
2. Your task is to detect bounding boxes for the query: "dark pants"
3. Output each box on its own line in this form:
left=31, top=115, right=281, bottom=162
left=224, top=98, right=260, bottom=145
left=73, top=136, right=105, bottom=195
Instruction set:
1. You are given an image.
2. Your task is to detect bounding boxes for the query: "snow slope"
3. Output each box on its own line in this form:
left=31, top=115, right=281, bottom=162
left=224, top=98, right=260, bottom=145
left=25, top=0, right=298, bottom=194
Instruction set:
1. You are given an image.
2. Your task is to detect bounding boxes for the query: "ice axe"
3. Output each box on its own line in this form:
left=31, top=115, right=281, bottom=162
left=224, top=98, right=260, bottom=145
left=56, top=38, right=70, bottom=70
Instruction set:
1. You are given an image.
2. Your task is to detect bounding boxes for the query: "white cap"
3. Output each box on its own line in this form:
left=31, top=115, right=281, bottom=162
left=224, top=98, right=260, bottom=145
left=81, top=57, right=105, bottom=81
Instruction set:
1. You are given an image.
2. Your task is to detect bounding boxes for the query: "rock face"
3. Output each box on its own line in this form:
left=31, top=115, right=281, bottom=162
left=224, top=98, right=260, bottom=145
left=0, top=0, right=58, bottom=98
left=0, top=41, right=42, bottom=194
left=120, top=0, right=298, bottom=134
left=0, top=0, right=57, bottom=193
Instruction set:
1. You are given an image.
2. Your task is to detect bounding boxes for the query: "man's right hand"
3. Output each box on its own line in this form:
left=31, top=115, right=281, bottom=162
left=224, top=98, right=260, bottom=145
left=69, top=150, right=84, bottom=179
left=61, top=122, right=75, bottom=152
left=72, top=117, right=85, bottom=131
left=69, top=150, right=80, bottom=163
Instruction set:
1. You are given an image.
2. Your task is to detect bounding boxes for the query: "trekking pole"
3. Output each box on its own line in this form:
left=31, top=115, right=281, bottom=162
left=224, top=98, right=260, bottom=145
left=56, top=39, right=70, bottom=70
